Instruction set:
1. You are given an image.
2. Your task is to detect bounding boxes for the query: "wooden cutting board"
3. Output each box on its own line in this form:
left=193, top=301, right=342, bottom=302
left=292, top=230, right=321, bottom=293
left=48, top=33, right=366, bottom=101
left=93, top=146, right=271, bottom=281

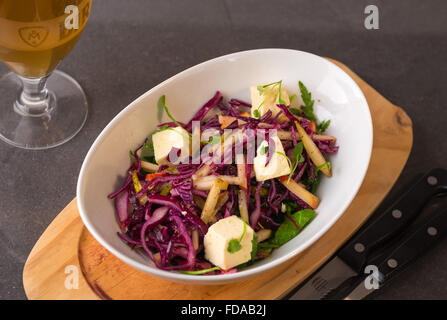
left=22, top=59, right=413, bottom=300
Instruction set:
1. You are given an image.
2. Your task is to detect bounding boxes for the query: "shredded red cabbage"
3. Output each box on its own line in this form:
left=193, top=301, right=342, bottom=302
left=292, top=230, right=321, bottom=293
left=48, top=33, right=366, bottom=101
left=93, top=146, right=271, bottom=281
left=110, top=87, right=339, bottom=274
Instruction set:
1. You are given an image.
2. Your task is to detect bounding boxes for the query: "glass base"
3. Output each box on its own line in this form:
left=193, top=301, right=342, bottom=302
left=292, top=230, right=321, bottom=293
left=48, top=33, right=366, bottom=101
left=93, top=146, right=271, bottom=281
left=0, top=70, right=88, bottom=150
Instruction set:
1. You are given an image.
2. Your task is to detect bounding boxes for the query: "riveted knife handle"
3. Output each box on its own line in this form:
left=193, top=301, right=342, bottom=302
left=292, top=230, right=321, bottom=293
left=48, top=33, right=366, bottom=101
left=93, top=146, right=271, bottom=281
left=376, top=204, right=447, bottom=282
left=338, top=168, right=447, bottom=273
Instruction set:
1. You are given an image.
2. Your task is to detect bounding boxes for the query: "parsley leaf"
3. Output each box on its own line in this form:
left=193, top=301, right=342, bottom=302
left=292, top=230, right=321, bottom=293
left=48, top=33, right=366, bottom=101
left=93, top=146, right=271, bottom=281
left=227, top=220, right=247, bottom=254
left=291, top=142, right=305, bottom=164
left=290, top=94, right=297, bottom=103
left=289, top=107, right=301, bottom=116
left=227, top=239, right=242, bottom=253
left=253, top=109, right=260, bottom=118
left=298, top=81, right=316, bottom=122
left=316, top=120, right=331, bottom=134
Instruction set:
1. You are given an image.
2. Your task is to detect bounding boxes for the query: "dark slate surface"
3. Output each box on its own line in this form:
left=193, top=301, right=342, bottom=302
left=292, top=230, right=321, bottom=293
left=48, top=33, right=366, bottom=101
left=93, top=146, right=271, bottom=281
left=0, top=0, right=446, bottom=300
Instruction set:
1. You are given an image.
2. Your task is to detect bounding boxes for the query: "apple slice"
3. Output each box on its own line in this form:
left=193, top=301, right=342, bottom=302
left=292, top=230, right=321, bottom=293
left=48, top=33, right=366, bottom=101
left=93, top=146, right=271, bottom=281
left=218, top=115, right=246, bottom=129
left=278, top=176, right=320, bottom=209
left=238, top=189, right=249, bottom=223
left=276, top=130, right=336, bottom=144
left=201, top=178, right=228, bottom=224
left=295, top=121, right=332, bottom=177
left=256, top=229, right=272, bottom=243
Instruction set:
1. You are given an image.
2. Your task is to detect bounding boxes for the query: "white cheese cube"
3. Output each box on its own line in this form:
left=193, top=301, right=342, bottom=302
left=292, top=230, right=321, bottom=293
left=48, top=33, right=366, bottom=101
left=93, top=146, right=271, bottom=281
left=250, top=84, right=290, bottom=121
left=152, top=127, right=190, bottom=165
left=253, top=135, right=291, bottom=181
left=204, top=216, right=254, bottom=270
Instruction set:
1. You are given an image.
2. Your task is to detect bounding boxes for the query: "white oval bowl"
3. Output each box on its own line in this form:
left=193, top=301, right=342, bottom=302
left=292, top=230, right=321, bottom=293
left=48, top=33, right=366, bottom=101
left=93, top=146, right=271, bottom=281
left=77, top=49, right=372, bottom=284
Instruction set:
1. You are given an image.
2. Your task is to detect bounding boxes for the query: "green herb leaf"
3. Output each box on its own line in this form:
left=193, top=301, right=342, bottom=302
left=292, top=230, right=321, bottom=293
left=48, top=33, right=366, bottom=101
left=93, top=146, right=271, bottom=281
left=227, top=239, right=242, bottom=253
left=258, top=81, right=281, bottom=92
left=209, top=135, right=221, bottom=144
left=276, top=151, right=294, bottom=182
left=235, top=233, right=260, bottom=270
left=227, top=220, right=247, bottom=254
left=315, top=161, right=331, bottom=174
left=260, top=145, right=269, bottom=156
left=270, top=209, right=316, bottom=247
left=277, top=81, right=286, bottom=105
left=129, top=150, right=135, bottom=161
left=157, top=95, right=191, bottom=137
left=298, top=81, right=316, bottom=122
left=254, top=81, right=285, bottom=116
left=290, top=94, right=297, bottom=103
left=140, top=142, right=156, bottom=164
left=316, top=120, right=331, bottom=134
left=251, top=233, right=258, bottom=261
left=306, top=173, right=321, bottom=194
left=180, top=267, right=220, bottom=275
left=282, top=201, right=299, bottom=215
left=276, top=142, right=304, bottom=182
left=276, top=151, right=293, bottom=169
left=144, top=143, right=154, bottom=153
left=291, top=142, right=304, bottom=164
left=154, top=124, right=170, bottom=134
left=289, top=108, right=301, bottom=116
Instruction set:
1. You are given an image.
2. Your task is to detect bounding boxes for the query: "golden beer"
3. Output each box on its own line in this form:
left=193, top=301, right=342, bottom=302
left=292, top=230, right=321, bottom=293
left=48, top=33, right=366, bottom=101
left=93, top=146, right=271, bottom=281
left=0, top=0, right=92, bottom=78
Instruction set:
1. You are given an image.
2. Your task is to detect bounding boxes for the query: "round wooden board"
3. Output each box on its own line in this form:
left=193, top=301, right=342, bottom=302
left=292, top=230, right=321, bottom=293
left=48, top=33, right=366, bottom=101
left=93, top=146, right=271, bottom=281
left=23, top=59, right=413, bottom=300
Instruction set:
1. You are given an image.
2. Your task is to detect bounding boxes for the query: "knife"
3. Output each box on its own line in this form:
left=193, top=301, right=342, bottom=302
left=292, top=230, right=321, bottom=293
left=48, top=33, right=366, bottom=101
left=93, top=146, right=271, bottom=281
left=288, top=168, right=447, bottom=300
left=343, top=199, right=447, bottom=300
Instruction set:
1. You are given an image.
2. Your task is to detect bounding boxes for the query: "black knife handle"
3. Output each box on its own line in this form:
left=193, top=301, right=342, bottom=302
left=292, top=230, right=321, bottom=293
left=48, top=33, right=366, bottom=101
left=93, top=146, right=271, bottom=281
left=375, top=204, right=447, bottom=282
left=338, top=168, right=447, bottom=273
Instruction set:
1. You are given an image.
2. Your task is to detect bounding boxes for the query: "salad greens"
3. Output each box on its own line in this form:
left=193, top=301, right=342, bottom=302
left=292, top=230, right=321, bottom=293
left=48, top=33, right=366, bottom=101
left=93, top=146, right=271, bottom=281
left=260, top=209, right=316, bottom=249
left=110, top=82, right=339, bottom=276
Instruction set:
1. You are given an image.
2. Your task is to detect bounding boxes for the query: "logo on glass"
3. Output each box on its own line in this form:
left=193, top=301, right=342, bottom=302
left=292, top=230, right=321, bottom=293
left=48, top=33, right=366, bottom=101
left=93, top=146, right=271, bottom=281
left=18, top=27, right=49, bottom=47
left=16, top=5, right=81, bottom=48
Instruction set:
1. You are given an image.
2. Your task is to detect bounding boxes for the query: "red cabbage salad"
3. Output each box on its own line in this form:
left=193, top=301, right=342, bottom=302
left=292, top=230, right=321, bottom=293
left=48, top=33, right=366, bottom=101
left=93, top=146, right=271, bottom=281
left=108, top=81, right=339, bottom=275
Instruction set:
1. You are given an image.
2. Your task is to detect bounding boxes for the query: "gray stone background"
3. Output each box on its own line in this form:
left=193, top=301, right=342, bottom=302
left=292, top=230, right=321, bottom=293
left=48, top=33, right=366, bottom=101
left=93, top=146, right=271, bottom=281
left=0, top=0, right=446, bottom=299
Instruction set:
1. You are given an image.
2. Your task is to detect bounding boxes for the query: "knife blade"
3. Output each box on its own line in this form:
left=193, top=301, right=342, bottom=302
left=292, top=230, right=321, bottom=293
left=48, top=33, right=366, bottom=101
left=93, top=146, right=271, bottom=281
left=343, top=200, right=447, bottom=300
left=288, top=168, right=447, bottom=300
left=288, top=257, right=357, bottom=300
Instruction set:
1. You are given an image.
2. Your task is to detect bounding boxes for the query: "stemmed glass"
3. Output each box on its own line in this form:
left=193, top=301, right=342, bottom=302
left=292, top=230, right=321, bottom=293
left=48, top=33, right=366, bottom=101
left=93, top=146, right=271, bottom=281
left=0, top=0, right=92, bottom=149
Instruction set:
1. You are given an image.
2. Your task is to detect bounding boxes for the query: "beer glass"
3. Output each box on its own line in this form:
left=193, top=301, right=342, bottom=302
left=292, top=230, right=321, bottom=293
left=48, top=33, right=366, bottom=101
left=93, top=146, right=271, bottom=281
left=0, top=0, right=92, bottom=149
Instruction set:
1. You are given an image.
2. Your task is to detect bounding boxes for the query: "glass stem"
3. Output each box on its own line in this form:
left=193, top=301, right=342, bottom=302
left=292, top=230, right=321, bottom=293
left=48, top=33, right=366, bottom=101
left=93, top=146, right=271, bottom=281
left=14, top=74, right=53, bottom=116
